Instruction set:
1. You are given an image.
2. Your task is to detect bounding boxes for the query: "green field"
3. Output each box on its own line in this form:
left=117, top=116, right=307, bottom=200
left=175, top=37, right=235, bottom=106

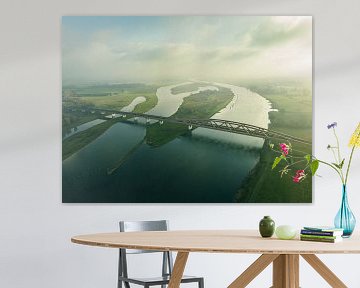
left=80, top=92, right=157, bottom=113
left=249, top=80, right=312, bottom=140
left=63, top=83, right=154, bottom=96
left=235, top=79, right=312, bottom=203
left=174, top=87, right=233, bottom=119
left=63, top=83, right=158, bottom=113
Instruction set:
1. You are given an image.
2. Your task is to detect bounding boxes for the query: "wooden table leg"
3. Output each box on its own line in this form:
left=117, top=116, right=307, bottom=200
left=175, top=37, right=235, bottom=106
left=288, top=255, right=300, bottom=288
left=301, top=254, right=347, bottom=288
left=228, top=254, right=279, bottom=288
left=229, top=253, right=347, bottom=288
left=168, top=252, right=189, bottom=288
left=272, top=254, right=299, bottom=288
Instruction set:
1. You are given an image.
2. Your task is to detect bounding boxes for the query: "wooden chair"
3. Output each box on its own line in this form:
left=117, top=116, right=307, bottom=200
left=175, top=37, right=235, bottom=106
left=118, top=220, right=204, bottom=288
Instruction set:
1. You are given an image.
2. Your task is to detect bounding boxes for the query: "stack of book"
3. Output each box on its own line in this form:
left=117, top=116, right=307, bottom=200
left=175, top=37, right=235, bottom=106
left=300, top=226, right=344, bottom=243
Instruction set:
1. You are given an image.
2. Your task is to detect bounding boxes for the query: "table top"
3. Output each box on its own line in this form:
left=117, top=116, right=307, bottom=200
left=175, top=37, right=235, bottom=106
left=71, top=230, right=360, bottom=254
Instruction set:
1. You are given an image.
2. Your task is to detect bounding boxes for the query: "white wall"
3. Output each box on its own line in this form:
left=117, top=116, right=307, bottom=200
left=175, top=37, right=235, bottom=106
left=1, top=0, right=360, bottom=287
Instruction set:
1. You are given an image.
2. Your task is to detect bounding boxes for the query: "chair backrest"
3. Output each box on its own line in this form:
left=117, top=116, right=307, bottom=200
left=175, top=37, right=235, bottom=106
left=120, top=220, right=168, bottom=232
left=119, top=220, right=169, bottom=254
left=118, top=220, right=174, bottom=282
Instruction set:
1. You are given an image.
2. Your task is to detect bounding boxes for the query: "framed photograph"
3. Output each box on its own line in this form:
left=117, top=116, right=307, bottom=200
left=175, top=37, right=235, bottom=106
left=62, top=16, right=312, bottom=203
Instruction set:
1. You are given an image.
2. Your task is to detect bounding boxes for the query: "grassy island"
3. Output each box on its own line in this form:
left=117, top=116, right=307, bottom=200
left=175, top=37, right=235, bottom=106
left=145, top=86, right=234, bottom=147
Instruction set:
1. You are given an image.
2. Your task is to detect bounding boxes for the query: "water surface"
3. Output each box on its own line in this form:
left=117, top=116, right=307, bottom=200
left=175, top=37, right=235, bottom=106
left=63, top=82, right=271, bottom=202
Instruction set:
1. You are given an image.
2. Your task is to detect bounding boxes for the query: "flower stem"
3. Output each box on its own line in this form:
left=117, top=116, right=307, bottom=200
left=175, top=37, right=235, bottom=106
left=330, top=148, right=338, bottom=164
left=289, top=148, right=309, bottom=155
left=316, top=159, right=344, bottom=184
left=333, top=128, right=345, bottom=181
left=333, top=128, right=343, bottom=163
left=345, top=145, right=356, bottom=185
left=285, top=159, right=307, bottom=169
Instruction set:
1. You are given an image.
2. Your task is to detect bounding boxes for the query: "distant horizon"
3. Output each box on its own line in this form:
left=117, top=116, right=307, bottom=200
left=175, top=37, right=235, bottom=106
left=62, top=16, right=312, bottom=84
left=62, top=76, right=312, bottom=87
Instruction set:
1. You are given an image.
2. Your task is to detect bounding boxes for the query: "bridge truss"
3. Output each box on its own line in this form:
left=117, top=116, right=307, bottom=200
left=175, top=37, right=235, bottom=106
left=66, top=108, right=311, bottom=145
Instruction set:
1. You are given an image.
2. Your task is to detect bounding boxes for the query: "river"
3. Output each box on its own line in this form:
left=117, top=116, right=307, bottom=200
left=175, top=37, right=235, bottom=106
left=62, top=82, right=272, bottom=203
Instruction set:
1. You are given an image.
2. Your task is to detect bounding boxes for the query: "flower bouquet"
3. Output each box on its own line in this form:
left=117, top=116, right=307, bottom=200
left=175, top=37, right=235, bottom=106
left=271, top=122, right=360, bottom=236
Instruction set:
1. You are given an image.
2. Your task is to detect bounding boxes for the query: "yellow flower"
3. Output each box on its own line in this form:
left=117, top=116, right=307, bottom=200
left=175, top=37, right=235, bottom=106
left=349, top=122, right=360, bottom=147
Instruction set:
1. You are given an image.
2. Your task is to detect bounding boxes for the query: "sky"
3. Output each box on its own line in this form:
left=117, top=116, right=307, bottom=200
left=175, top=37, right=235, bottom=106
left=62, top=16, right=312, bottom=84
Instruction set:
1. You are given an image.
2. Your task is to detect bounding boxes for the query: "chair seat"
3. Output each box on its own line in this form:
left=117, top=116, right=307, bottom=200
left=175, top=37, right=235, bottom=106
left=119, top=275, right=203, bottom=286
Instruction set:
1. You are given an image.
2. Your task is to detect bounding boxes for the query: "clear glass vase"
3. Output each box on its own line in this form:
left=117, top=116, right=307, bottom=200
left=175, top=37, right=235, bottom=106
left=334, top=185, right=356, bottom=237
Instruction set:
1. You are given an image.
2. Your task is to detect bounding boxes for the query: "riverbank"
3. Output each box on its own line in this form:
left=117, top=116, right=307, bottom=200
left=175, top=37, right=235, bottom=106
left=235, top=79, right=312, bottom=203
left=62, top=118, right=124, bottom=160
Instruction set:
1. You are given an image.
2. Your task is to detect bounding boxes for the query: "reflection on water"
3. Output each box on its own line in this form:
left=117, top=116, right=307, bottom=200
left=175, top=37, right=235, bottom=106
left=62, top=122, right=260, bottom=203
left=62, top=82, right=272, bottom=203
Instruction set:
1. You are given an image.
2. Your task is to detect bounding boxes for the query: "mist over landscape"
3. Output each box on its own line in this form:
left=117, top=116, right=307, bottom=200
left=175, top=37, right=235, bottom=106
left=62, top=16, right=312, bottom=84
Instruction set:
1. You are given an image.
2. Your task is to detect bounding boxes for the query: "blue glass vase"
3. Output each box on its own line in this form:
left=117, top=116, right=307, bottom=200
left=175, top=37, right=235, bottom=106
left=334, top=185, right=356, bottom=237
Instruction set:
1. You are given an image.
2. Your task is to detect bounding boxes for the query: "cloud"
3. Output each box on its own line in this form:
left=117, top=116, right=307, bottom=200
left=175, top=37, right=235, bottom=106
left=62, top=16, right=312, bottom=84
left=246, top=16, right=312, bottom=48
left=126, top=43, right=197, bottom=62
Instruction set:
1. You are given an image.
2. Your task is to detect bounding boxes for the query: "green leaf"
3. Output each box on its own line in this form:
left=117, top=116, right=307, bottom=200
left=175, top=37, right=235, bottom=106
left=272, top=156, right=282, bottom=170
left=304, top=154, right=311, bottom=164
left=332, top=159, right=345, bottom=169
left=339, top=158, right=345, bottom=169
left=311, top=160, right=319, bottom=176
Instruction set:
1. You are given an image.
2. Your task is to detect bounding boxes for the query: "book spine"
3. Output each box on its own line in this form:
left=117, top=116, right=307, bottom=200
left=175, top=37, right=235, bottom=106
left=300, top=234, right=337, bottom=240
left=301, top=230, right=336, bottom=236
left=300, top=237, right=337, bottom=243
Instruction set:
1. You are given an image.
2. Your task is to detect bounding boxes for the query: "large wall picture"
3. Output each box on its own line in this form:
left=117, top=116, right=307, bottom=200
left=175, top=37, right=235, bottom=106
left=62, top=16, right=312, bottom=203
